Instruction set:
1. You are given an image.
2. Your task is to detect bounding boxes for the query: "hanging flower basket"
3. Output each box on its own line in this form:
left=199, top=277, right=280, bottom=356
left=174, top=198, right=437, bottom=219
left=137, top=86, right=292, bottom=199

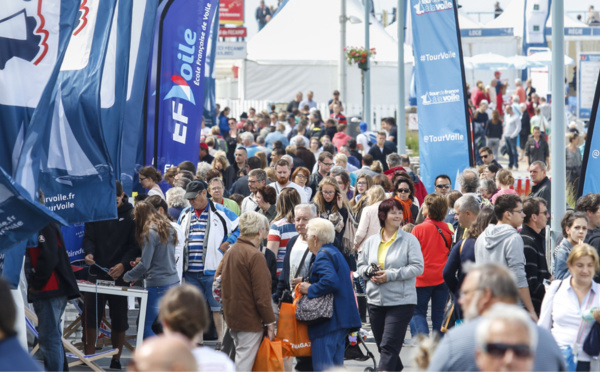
left=344, top=46, right=376, bottom=71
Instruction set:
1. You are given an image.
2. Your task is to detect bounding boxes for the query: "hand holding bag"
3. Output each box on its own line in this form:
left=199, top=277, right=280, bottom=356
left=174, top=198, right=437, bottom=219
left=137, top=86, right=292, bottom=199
left=295, top=250, right=335, bottom=325
left=275, top=283, right=311, bottom=357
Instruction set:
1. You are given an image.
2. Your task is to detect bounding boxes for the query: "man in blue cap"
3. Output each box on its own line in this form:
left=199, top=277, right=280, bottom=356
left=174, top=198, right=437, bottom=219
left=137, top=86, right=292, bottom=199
left=356, top=121, right=376, bottom=155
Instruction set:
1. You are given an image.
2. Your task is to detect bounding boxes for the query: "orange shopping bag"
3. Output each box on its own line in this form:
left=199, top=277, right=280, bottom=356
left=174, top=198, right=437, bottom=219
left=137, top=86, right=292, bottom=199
left=252, top=337, right=284, bottom=372
left=275, top=285, right=312, bottom=357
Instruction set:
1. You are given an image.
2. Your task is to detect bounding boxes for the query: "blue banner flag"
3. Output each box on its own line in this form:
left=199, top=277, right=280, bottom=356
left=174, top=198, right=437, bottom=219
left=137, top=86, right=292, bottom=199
left=0, top=166, right=67, bottom=252
left=203, top=5, right=219, bottom=129
left=145, top=0, right=219, bottom=174
left=410, top=0, right=472, bottom=191
left=579, top=71, right=600, bottom=197
left=522, top=0, right=551, bottom=53
left=100, top=0, right=134, bottom=184
left=16, top=0, right=119, bottom=224
left=0, top=0, right=81, bottom=177
left=120, top=0, right=159, bottom=196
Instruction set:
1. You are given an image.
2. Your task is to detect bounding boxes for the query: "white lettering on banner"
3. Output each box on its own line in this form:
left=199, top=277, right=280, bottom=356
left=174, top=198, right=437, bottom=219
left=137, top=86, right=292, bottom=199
left=0, top=215, right=24, bottom=236
left=45, top=192, right=76, bottom=211
left=420, top=89, right=460, bottom=105
left=423, top=133, right=465, bottom=143
left=68, top=247, right=84, bottom=258
left=414, top=0, right=453, bottom=15
left=419, top=51, right=456, bottom=62
left=592, top=150, right=599, bottom=159
left=468, top=29, right=482, bottom=36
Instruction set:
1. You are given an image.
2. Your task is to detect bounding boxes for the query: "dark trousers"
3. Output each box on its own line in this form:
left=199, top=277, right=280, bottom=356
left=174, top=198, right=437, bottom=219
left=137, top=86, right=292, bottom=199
left=368, top=304, right=415, bottom=371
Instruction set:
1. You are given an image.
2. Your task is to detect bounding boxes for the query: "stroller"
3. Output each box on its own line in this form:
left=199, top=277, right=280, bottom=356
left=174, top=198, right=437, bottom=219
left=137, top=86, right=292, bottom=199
left=344, top=330, right=378, bottom=372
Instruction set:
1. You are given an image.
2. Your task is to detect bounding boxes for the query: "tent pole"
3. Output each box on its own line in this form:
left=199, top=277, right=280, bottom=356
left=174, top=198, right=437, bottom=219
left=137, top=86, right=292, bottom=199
left=364, top=0, right=371, bottom=127
left=397, top=0, right=405, bottom=154
left=340, top=0, right=347, bottom=105
left=550, top=0, right=565, bottom=251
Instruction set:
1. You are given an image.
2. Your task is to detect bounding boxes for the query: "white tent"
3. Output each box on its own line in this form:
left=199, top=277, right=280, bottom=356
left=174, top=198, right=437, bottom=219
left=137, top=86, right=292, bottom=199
left=240, top=0, right=413, bottom=108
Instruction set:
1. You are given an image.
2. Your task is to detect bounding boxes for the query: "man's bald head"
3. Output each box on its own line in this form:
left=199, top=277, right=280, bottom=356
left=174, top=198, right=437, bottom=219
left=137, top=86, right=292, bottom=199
left=130, top=335, right=197, bottom=372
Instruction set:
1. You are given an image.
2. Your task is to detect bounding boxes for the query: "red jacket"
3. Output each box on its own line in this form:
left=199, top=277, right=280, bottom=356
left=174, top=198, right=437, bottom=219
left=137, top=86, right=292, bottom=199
left=384, top=166, right=428, bottom=204
left=332, top=132, right=352, bottom=151
left=412, top=218, right=454, bottom=287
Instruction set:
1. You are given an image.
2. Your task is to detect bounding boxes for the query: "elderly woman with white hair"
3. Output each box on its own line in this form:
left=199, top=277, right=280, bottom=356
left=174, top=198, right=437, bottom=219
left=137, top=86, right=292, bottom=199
left=166, top=186, right=189, bottom=221
left=475, top=303, right=537, bottom=372
left=215, top=211, right=276, bottom=372
left=297, top=219, right=361, bottom=371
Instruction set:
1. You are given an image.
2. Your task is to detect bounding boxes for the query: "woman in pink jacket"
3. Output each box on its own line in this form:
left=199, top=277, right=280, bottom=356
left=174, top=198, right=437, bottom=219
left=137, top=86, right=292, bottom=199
left=354, top=186, right=388, bottom=252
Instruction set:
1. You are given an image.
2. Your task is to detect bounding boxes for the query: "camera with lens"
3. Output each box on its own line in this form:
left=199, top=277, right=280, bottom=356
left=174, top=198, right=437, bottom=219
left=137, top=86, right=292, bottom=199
left=365, top=263, right=381, bottom=278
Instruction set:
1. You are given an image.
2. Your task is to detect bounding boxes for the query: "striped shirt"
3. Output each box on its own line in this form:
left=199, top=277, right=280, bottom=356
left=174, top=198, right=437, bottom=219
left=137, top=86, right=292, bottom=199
left=267, top=218, right=298, bottom=276
left=187, top=206, right=209, bottom=272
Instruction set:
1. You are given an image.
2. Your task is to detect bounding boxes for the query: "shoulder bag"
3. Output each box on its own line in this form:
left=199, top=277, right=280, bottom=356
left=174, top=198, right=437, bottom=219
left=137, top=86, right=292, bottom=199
left=295, top=249, right=335, bottom=325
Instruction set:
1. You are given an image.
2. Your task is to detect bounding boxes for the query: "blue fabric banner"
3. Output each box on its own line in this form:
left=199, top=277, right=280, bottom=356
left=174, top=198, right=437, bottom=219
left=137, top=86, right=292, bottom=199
left=579, top=70, right=600, bottom=197
left=0, top=0, right=81, bottom=177
left=100, top=0, right=134, bottom=185
left=16, top=0, right=119, bottom=224
left=522, top=0, right=551, bottom=53
left=146, top=0, right=219, bottom=174
left=0, top=166, right=67, bottom=253
left=410, top=0, right=472, bottom=192
left=203, top=6, right=219, bottom=129
left=120, top=0, right=159, bottom=196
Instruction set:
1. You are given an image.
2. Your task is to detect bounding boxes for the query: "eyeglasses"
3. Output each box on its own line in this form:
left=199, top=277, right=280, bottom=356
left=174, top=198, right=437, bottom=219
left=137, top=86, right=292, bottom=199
left=481, top=154, right=489, bottom=159
left=139, top=177, right=147, bottom=182
left=540, top=210, right=550, bottom=216
left=511, top=209, right=524, bottom=214
left=322, top=190, right=336, bottom=195
left=322, top=162, right=334, bottom=167
left=357, top=182, right=368, bottom=186
left=397, top=188, right=410, bottom=193
left=248, top=180, right=258, bottom=184
left=296, top=174, right=308, bottom=179
left=483, top=343, right=532, bottom=358
left=435, top=184, right=451, bottom=189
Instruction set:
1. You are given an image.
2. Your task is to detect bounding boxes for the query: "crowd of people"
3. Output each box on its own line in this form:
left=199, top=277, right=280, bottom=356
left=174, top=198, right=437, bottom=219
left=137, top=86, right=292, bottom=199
left=4, top=89, right=600, bottom=372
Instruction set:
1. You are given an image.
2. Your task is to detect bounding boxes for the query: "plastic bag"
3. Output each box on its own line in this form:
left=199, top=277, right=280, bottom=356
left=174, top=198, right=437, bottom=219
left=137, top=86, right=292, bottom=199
left=276, top=285, right=311, bottom=357
left=252, top=337, right=284, bottom=372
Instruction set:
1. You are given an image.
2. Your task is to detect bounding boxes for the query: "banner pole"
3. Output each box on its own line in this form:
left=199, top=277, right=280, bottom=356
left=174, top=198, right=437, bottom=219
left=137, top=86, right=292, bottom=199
left=364, top=0, right=371, bottom=128
left=397, top=0, right=405, bottom=154
left=550, top=0, right=565, bottom=251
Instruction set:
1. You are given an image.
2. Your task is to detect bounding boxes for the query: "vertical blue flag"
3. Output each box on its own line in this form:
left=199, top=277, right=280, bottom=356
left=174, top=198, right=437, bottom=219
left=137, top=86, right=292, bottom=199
left=203, top=4, right=219, bottom=128
left=579, top=71, right=600, bottom=197
left=410, top=0, right=471, bottom=191
left=120, top=0, right=159, bottom=196
left=522, top=0, right=551, bottom=53
left=145, top=0, right=219, bottom=174
left=16, top=0, right=119, bottom=224
left=0, top=0, right=80, bottom=177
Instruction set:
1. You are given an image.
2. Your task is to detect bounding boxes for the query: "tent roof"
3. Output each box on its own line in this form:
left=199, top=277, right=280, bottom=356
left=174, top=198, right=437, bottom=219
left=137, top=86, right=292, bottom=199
left=247, top=0, right=413, bottom=64
left=484, top=0, right=588, bottom=37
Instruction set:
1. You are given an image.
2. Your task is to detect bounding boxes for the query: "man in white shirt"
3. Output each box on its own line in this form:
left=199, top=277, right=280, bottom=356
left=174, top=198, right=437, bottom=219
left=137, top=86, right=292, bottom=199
left=356, top=121, right=376, bottom=155
left=269, top=159, right=308, bottom=203
left=504, top=105, right=521, bottom=170
left=298, top=91, right=317, bottom=110
left=241, top=169, right=268, bottom=214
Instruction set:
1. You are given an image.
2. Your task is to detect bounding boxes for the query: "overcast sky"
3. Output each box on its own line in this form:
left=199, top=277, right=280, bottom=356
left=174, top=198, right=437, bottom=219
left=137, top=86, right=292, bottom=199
left=242, top=0, right=598, bottom=39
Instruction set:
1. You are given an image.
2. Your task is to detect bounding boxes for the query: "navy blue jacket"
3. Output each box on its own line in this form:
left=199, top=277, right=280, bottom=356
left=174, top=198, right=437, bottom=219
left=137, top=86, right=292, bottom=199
left=443, top=238, right=476, bottom=296
left=307, top=244, right=361, bottom=339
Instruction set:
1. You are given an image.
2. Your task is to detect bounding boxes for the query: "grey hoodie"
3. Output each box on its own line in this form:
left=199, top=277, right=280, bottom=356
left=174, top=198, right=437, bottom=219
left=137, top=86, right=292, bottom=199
left=474, top=224, right=528, bottom=288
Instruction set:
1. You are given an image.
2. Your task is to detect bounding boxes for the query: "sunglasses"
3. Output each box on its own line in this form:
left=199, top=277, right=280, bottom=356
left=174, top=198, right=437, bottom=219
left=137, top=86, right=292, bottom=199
left=481, top=154, right=489, bottom=159
left=397, top=188, right=410, bottom=193
left=484, top=343, right=532, bottom=358
left=435, top=184, right=451, bottom=189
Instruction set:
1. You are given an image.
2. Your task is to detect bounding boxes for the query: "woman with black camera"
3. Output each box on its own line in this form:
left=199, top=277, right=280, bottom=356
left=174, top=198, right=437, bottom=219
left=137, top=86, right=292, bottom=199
left=357, top=198, right=424, bottom=372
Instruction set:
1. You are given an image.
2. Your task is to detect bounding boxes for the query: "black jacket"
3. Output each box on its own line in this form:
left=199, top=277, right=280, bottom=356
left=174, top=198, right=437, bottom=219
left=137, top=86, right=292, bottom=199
left=520, top=224, right=550, bottom=315
left=27, top=223, right=80, bottom=302
left=529, top=177, right=551, bottom=211
left=230, top=175, right=251, bottom=197
left=259, top=245, right=278, bottom=294
left=585, top=228, right=600, bottom=283
left=82, top=195, right=139, bottom=280
left=296, top=146, right=316, bottom=172
left=368, top=144, right=395, bottom=171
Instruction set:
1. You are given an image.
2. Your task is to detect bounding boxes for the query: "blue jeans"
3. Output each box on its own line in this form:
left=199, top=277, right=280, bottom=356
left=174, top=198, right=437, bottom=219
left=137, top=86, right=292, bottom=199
left=33, top=296, right=67, bottom=371
left=505, top=136, right=518, bottom=169
left=184, top=271, right=221, bottom=311
left=410, top=283, right=449, bottom=337
left=311, top=328, right=348, bottom=372
left=144, top=282, right=179, bottom=339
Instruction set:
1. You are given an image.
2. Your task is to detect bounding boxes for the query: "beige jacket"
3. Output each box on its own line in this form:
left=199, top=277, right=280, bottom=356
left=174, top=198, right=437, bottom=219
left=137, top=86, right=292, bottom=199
left=354, top=201, right=383, bottom=252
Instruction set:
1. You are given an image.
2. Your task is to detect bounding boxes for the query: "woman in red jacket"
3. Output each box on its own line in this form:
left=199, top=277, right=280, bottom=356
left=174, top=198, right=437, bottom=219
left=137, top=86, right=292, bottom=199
left=410, top=194, right=453, bottom=336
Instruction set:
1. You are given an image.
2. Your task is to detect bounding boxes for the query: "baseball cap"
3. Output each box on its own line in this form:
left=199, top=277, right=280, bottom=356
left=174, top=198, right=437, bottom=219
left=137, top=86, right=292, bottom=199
left=240, top=112, right=248, bottom=119
left=200, top=143, right=209, bottom=150
left=359, top=121, right=368, bottom=133
left=184, top=180, right=206, bottom=200
left=494, top=71, right=501, bottom=77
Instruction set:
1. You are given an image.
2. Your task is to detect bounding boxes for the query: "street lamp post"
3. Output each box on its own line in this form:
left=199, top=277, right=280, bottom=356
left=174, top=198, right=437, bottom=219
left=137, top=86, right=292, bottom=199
left=397, top=0, right=405, bottom=153
left=339, top=0, right=347, bottom=104
left=364, top=0, right=371, bottom=127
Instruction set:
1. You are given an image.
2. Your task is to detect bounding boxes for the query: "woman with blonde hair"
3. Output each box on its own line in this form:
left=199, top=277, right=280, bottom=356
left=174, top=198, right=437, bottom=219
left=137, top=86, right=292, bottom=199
left=354, top=185, right=388, bottom=252
left=539, top=244, right=600, bottom=371
left=370, top=160, right=384, bottom=174
left=313, top=176, right=354, bottom=270
left=351, top=174, right=374, bottom=223
left=490, top=168, right=518, bottom=204
left=123, top=201, right=179, bottom=339
left=267, top=188, right=301, bottom=276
